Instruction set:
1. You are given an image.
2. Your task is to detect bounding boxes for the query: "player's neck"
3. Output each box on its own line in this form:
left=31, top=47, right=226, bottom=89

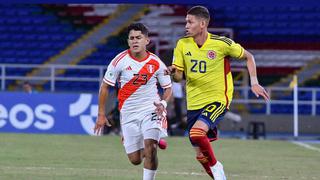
left=194, top=31, right=208, bottom=47
left=129, top=50, right=149, bottom=62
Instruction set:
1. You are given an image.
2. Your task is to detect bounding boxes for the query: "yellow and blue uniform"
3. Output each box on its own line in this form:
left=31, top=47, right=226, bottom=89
left=173, top=32, right=244, bottom=110
left=172, top=33, right=244, bottom=141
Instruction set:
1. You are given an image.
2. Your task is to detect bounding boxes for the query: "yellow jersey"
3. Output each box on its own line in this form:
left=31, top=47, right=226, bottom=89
left=172, top=33, right=244, bottom=110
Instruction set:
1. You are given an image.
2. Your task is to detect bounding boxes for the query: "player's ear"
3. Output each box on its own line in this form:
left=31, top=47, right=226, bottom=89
left=146, top=37, right=150, bottom=45
left=200, top=20, right=206, bottom=28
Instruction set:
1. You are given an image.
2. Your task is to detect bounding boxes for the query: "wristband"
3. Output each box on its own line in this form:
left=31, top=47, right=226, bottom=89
left=250, top=76, right=259, bottom=86
left=160, top=100, right=167, bottom=108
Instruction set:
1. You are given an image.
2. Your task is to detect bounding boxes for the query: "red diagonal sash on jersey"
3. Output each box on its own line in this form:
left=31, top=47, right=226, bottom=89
left=118, top=59, right=160, bottom=110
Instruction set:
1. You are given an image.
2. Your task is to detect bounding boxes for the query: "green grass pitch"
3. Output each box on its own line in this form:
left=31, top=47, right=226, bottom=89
left=0, top=133, right=319, bottom=180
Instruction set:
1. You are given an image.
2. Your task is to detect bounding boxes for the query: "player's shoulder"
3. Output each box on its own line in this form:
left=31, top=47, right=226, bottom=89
left=115, top=49, right=129, bottom=57
left=149, top=52, right=161, bottom=60
left=176, top=36, right=193, bottom=45
left=149, top=52, right=165, bottom=64
left=209, top=33, right=234, bottom=46
left=111, top=50, right=129, bottom=67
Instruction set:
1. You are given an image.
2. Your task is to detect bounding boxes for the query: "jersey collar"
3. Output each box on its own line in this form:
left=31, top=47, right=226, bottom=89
left=192, top=32, right=210, bottom=50
left=128, top=49, right=150, bottom=62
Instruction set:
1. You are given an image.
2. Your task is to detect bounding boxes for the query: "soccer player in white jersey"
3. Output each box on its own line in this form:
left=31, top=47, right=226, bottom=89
left=94, top=23, right=172, bottom=180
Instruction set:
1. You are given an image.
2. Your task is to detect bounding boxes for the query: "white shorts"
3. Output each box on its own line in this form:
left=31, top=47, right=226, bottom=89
left=121, top=110, right=167, bottom=154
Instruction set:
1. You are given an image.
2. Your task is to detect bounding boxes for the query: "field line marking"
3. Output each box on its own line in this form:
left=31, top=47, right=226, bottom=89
left=3, top=165, right=318, bottom=179
left=291, top=141, right=320, bottom=153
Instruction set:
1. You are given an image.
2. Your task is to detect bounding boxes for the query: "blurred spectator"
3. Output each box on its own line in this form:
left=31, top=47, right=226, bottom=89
left=22, top=81, right=37, bottom=94
left=170, top=81, right=184, bottom=130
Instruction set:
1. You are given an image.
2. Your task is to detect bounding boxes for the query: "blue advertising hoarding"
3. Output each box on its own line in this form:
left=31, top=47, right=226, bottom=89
left=0, top=92, right=98, bottom=135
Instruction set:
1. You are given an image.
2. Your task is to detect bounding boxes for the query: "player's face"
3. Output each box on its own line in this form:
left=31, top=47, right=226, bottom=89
left=185, top=14, right=202, bottom=37
left=128, top=30, right=150, bottom=53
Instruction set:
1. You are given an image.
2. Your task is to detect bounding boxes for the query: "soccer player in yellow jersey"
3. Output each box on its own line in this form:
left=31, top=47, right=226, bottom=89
left=168, top=6, right=270, bottom=180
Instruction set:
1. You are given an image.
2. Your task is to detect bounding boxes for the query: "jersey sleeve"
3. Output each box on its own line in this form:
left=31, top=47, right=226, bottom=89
left=103, top=56, right=122, bottom=86
left=157, top=60, right=172, bottom=89
left=225, top=38, right=245, bottom=59
left=172, top=40, right=185, bottom=71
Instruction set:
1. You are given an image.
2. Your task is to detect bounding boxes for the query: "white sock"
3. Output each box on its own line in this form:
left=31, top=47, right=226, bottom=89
left=143, top=168, right=157, bottom=180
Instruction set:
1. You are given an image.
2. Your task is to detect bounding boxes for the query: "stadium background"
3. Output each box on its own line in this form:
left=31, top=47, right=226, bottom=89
left=0, top=1, right=319, bottom=137
left=0, top=1, right=320, bottom=179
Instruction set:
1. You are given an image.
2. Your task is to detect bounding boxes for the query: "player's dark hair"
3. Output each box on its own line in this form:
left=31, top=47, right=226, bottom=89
left=187, top=6, right=210, bottom=22
left=127, top=23, right=149, bottom=37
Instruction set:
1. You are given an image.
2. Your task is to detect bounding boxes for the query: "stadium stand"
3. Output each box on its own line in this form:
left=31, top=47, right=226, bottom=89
left=0, top=4, right=86, bottom=89
left=138, top=5, right=186, bottom=54
left=40, top=4, right=145, bottom=92
left=0, top=3, right=319, bottom=116
left=0, top=4, right=86, bottom=65
left=43, top=4, right=119, bottom=27
left=207, top=1, right=320, bottom=50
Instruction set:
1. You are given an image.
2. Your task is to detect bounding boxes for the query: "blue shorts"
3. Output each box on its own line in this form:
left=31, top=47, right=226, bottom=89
left=187, top=102, right=227, bottom=144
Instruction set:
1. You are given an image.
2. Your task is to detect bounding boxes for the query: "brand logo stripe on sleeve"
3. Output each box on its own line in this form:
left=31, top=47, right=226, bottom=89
left=112, top=50, right=128, bottom=67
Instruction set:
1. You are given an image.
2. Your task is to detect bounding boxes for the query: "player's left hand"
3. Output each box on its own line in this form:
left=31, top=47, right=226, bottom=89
left=251, top=84, right=270, bottom=101
left=94, top=114, right=111, bottom=135
left=154, top=101, right=166, bottom=118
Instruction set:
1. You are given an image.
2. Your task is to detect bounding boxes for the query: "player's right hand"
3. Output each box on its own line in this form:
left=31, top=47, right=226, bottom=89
left=251, top=84, right=270, bottom=101
left=164, top=66, right=176, bottom=75
left=94, top=114, right=111, bottom=135
left=154, top=101, right=166, bottom=118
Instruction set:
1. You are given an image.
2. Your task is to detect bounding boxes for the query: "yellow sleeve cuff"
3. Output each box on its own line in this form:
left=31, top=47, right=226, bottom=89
left=173, top=64, right=184, bottom=71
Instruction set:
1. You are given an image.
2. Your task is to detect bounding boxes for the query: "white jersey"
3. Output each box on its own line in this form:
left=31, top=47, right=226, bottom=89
left=103, top=50, right=172, bottom=122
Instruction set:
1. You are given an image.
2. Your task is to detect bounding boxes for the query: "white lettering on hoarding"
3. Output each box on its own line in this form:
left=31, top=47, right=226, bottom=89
left=0, top=103, right=55, bottom=130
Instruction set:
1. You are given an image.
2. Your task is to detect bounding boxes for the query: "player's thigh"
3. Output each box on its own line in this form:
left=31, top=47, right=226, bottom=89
left=192, top=120, right=209, bottom=131
left=186, top=109, right=203, bottom=132
left=121, top=120, right=144, bottom=154
left=141, top=111, right=162, bottom=142
left=198, top=102, right=227, bottom=129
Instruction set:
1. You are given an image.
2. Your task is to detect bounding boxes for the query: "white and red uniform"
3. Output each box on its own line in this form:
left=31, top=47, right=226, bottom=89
left=103, top=50, right=171, bottom=153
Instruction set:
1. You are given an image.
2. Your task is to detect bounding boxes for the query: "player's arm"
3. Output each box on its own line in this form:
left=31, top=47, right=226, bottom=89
left=94, top=82, right=112, bottom=135
left=169, top=39, right=184, bottom=82
left=162, top=86, right=172, bottom=103
left=155, top=61, right=173, bottom=117
left=242, top=50, right=270, bottom=101
left=154, top=86, right=172, bottom=118
left=167, top=66, right=183, bottom=82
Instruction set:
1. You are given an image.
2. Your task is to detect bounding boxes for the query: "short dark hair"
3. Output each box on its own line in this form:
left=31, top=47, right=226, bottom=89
left=127, top=23, right=149, bottom=37
left=187, top=6, right=210, bottom=22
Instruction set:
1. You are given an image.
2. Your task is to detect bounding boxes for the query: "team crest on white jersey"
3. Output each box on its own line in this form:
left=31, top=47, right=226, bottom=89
left=147, top=64, right=155, bottom=73
left=207, top=50, right=216, bottom=60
